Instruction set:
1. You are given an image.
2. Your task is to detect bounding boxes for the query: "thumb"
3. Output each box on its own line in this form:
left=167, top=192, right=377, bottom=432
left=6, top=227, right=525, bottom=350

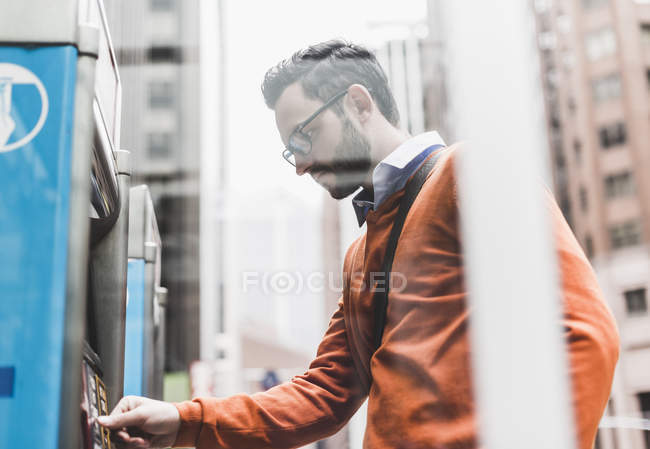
left=97, top=409, right=145, bottom=429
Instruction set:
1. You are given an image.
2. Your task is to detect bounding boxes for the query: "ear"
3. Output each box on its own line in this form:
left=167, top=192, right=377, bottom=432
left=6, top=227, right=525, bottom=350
left=344, top=84, right=373, bottom=124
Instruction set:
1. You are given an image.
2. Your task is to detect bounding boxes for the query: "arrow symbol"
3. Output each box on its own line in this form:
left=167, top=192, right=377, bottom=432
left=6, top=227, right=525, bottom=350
left=0, top=78, right=16, bottom=147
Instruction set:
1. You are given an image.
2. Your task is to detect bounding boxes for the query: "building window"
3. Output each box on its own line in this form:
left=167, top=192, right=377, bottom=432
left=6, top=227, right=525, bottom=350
left=579, top=186, right=589, bottom=212
left=592, top=74, right=621, bottom=103
left=147, top=46, right=183, bottom=64
left=568, top=96, right=577, bottom=114
left=625, top=288, right=647, bottom=315
left=149, top=81, right=174, bottom=109
left=573, top=139, right=582, bottom=165
left=609, top=219, right=641, bottom=249
left=637, top=392, right=650, bottom=449
left=151, top=0, right=174, bottom=11
left=604, top=171, right=634, bottom=198
left=641, top=24, right=650, bottom=47
left=594, top=431, right=602, bottom=449
left=599, top=122, right=626, bottom=148
left=585, top=28, right=617, bottom=61
left=562, top=50, right=575, bottom=69
left=647, top=69, right=650, bottom=90
left=584, top=234, right=594, bottom=258
left=538, top=31, right=557, bottom=50
left=560, top=195, right=572, bottom=225
left=148, top=132, right=173, bottom=159
left=534, top=0, right=552, bottom=13
left=557, top=14, right=571, bottom=34
left=582, top=0, right=608, bottom=8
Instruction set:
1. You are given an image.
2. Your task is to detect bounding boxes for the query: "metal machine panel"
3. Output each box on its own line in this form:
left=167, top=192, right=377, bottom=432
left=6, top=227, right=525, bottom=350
left=124, top=259, right=146, bottom=397
left=0, top=1, right=78, bottom=44
left=128, top=185, right=161, bottom=260
left=0, top=46, right=78, bottom=449
left=80, top=0, right=122, bottom=150
left=126, top=185, right=163, bottom=398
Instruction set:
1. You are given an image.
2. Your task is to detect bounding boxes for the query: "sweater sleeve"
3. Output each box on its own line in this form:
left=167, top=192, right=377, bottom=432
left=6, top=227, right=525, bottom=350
left=172, top=299, right=368, bottom=449
left=548, top=189, right=620, bottom=449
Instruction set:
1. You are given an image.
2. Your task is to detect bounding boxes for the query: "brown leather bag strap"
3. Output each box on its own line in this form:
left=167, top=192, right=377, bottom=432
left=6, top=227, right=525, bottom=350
left=372, top=150, right=443, bottom=350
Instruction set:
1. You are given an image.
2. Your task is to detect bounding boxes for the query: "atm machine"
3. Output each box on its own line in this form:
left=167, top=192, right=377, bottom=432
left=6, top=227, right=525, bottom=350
left=0, top=1, right=131, bottom=448
left=124, top=185, right=166, bottom=400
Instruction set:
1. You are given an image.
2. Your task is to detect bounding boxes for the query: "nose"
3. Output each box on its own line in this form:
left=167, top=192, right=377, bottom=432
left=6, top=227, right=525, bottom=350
left=294, top=153, right=312, bottom=176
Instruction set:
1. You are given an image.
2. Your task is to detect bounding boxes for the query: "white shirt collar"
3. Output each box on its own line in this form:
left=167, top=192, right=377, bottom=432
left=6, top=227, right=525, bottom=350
left=375, top=131, right=446, bottom=172
left=371, top=131, right=446, bottom=207
left=351, top=131, right=446, bottom=226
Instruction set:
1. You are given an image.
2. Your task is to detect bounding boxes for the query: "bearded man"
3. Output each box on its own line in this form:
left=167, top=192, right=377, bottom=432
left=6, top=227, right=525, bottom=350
left=99, top=40, right=619, bottom=449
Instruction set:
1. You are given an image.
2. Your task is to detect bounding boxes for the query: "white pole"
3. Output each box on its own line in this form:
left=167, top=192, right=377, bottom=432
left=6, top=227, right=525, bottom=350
left=388, top=40, right=410, bottom=133
left=198, top=0, right=223, bottom=362
left=405, top=36, right=424, bottom=135
left=444, top=1, right=576, bottom=448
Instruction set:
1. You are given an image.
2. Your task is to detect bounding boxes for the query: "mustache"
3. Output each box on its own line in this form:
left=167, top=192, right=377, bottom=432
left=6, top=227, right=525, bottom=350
left=310, top=157, right=372, bottom=174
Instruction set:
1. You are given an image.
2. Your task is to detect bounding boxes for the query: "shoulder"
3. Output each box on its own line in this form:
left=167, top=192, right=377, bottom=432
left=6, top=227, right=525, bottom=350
left=433, top=142, right=464, bottom=174
left=419, top=143, right=464, bottom=201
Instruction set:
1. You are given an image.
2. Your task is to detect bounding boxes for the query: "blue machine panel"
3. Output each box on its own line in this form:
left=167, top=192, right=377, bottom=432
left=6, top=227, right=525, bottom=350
left=124, top=259, right=146, bottom=397
left=0, top=46, right=78, bottom=448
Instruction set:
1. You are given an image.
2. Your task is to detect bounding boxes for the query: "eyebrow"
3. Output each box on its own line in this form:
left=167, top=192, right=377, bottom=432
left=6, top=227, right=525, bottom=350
left=293, top=89, right=349, bottom=136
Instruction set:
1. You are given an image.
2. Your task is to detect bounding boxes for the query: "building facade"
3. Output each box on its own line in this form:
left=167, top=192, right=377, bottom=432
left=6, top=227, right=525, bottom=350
left=423, top=0, right=453, bottom=141
left=104, top=0, right=202, bottom=373
left=535, top=1, right=650, bottom=448
left=105, top=7, right=341, bottom=449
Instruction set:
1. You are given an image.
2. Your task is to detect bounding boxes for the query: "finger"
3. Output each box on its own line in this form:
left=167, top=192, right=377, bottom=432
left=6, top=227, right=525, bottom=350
left=109, top=433, right=130, bottom=449
left=126, top=426, right=153, bottom=440
left=112, top=395, right=143, bottom=415
left=97, top=408, right=145, bottom=429
left=129, top=437, right=149, bottom=449
left=114, top=429, right=131, bottom=441
left=117, top=441, right=147, bottom=449
left=112, top=431, right=149, bottom=449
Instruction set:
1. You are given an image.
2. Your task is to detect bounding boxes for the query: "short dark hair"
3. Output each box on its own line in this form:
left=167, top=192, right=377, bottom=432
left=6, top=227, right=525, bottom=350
left=261, top=39, right=400, bottom=126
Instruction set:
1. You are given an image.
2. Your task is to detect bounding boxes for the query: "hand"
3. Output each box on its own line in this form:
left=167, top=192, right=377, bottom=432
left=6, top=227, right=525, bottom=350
left=96, top=395, right=181, bottom=449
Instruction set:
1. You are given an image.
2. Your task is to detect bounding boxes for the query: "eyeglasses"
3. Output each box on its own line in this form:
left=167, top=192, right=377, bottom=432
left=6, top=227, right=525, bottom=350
left=282, top=89, right=349, bottom=167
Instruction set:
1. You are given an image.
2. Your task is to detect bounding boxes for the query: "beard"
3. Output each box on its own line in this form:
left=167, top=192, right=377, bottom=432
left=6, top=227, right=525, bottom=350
left=310, top=117, right=372, bottom=199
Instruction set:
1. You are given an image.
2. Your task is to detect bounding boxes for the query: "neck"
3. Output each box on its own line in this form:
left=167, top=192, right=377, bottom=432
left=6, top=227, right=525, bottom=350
left=361, top=125, right=411, bottom=192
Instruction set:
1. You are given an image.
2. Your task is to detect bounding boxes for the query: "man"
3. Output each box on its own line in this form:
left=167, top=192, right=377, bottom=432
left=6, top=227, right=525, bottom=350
left=98, top=40, right=619, bottom=449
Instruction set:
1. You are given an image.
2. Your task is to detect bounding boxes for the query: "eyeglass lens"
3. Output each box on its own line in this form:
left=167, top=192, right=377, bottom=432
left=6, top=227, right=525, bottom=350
left=283, top=149, right=296, bottom=166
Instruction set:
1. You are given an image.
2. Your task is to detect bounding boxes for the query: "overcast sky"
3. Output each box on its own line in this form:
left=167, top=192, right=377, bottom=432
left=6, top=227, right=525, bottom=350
left=223, top=0, right=428, bottom=205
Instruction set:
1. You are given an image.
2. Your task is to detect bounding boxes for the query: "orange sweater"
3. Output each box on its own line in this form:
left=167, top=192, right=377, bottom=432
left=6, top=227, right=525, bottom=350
left=173, top=145, right=619, bottom=449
